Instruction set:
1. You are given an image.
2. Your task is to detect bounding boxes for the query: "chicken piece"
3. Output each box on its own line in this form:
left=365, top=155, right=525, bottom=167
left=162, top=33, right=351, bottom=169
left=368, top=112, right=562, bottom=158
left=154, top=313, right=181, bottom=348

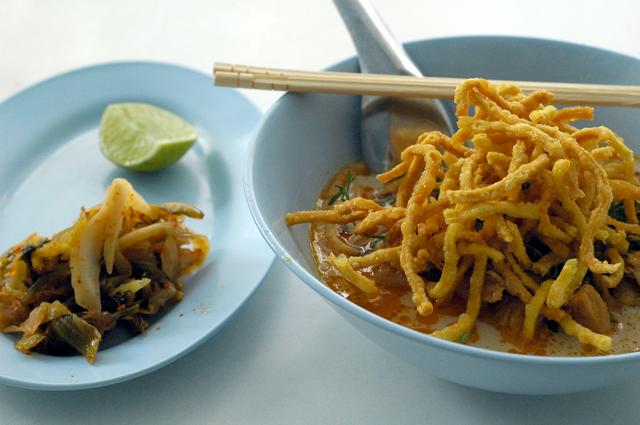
left=457, top=270, right=505, bottom=305
left=366, top=263, right=407, bottom=288
left=385, top=222, right=403, bottom=247
left=494, top=296, right=524, bottom=333
left=567, top=285, right=611, bottom=334
left=613, top=279, right=640, bottom=307
left=482, top=271, right=505, bottom=303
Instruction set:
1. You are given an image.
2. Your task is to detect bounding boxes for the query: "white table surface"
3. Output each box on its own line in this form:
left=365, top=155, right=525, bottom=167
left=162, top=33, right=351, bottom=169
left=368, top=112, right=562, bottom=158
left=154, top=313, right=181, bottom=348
left=2, top=1, right=640, bottom=424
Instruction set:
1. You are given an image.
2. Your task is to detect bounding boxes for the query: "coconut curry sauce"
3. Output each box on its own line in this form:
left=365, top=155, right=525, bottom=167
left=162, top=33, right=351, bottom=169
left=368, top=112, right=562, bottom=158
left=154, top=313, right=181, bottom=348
left=309, top=164, right=640, bottom=356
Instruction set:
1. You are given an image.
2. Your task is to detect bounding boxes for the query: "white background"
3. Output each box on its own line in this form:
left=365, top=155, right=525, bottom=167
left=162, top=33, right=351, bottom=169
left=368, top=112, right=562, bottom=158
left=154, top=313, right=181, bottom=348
left=2, top=1, right=640, bottom=424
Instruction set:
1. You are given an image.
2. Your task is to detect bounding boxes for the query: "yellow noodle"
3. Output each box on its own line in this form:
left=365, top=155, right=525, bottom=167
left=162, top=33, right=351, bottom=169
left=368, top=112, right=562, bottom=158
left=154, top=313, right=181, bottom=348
left=284, top=210, right=367, bottom=225
left=443, top=202, right=539, bottom=224
left=624, top=200, right=638, bottom=225
left=330, top=253, right=377, bottom=294
left=546, top=259, right=588, bottom=309
left=347, top=247, right=401, bottom=269
left=445, top=153, right=548, bottom=203
left=532, top=252, right=565, bottom=276
left=396, top=156, right=423, bottom=207
left=607, top=216, right=640, bottom=234
left=551, top=160, right=587, bottom=234
left=494, top=216, right=513, bottom=243
left=438, top=159, right=464, bottom=199
left=354, top=207, right=405, bottom=235
left=590, top=146, right=615, bottom=161
left=611, top=179, right=640, bottom=201
left=428, top=223, right=463, bottom=300
left=432, top=255, right=487, bottom=341
left=542, top=307, right=611, bottom=352
left=399, top=146, right=441, bottom=315
left=377, top=162, right=409, bottom=183
left=506, top=252, right=538, bottom=292
left=577, top=170, right=595, bottom=216
left=457, top=243, right=504, bottom=262
left=486, top=152, right=511, bottom=178
left=494, top=261, right=532, bottom=304
left=537, top=175, right=572, bottom=243
left=523, top=279, right=554, bottom=340
left=459, top=155, right=478, bottom=190
left=505, top=220, right=532, bottom=268
left=537, top=235, right=570, bottom=259
left=285, top=197, right=381, bottom=225
left=593, top=248, right=624, bottom=289
left=508, top=140, right=529, bottom=173
left=549, top=216, right=578, bottom=239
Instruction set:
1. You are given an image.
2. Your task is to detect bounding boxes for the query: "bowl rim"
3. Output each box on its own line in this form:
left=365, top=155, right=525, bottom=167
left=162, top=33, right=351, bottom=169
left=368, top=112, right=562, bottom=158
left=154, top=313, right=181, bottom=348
left=245, top=35, right=640, bottom=366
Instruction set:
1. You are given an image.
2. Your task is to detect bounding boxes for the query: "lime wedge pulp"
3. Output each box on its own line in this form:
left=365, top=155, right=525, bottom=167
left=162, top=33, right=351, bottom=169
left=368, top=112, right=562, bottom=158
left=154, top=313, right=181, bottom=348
left=99, top=103, right=198, bottom=172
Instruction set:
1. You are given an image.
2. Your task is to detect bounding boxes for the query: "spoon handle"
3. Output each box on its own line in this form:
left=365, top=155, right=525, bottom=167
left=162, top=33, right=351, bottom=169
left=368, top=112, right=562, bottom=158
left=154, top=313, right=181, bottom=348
left=333, top=0, right=422, bottom=77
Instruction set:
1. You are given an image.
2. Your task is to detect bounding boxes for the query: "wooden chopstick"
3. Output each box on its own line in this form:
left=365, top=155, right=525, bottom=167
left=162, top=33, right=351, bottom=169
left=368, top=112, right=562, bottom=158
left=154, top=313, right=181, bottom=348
left=213, top=62, right=640, bottom=108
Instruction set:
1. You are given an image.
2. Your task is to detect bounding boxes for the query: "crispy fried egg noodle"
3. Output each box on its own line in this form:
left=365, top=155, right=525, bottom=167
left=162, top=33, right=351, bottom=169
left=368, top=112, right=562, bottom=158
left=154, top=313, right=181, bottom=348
left=285, top=78, right=640, bottom=354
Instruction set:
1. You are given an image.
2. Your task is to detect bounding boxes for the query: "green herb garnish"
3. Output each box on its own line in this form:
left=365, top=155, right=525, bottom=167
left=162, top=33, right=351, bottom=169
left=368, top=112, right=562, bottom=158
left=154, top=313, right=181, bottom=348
left=608, top=200, right=627, bottom=222
left=371, top=237, right=385, bottom=249
left=328, top=172, right=355, bottom=206
left=457, top=332, right=471, bottom=343
left=607, top=201, right=640, bottom=250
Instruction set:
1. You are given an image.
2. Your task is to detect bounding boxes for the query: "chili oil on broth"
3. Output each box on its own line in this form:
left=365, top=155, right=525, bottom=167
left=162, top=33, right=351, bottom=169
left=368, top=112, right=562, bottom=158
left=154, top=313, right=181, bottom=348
left=309, top=163, right=640, bottom=356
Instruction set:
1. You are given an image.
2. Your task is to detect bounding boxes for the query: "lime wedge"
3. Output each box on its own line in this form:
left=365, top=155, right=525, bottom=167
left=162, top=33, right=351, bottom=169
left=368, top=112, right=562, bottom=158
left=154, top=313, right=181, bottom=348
left=99, top=103, right=197, bottom=172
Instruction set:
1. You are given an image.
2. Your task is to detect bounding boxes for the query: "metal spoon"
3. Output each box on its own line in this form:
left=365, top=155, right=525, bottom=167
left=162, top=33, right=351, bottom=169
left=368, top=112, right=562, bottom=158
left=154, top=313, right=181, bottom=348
left=333, top=0, right=453, bottom=173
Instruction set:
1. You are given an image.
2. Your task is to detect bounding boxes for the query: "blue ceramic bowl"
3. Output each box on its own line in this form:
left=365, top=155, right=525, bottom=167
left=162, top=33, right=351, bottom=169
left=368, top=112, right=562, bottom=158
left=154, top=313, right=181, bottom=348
left=246, top=36, right=640, bottom=394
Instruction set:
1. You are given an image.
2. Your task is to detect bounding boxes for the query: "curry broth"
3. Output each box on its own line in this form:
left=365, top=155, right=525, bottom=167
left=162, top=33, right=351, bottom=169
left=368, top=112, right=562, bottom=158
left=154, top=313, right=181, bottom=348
left=309, top=164, right=640, bottom=356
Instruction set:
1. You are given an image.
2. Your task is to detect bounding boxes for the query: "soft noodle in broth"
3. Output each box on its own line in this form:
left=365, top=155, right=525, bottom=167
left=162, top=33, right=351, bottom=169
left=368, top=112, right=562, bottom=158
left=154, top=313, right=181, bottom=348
left=286, top=78, right=640, bottom=356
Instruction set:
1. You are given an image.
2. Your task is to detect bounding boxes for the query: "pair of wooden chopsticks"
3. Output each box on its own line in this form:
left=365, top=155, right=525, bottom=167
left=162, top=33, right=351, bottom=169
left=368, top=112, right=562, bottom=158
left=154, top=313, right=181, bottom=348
left=214, top=62, right=640, bottom=108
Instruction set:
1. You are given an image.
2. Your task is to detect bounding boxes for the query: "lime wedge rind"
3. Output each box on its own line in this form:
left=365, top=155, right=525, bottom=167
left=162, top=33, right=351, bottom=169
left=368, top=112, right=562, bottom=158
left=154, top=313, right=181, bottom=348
left=99, top=103, right=198, bottom=172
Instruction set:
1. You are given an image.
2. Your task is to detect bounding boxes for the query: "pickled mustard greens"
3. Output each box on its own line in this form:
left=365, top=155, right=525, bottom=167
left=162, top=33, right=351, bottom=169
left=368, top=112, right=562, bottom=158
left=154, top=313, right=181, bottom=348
left=0, top=178, right=209, bottom=362
left=100, top=103, right=198, bottom=172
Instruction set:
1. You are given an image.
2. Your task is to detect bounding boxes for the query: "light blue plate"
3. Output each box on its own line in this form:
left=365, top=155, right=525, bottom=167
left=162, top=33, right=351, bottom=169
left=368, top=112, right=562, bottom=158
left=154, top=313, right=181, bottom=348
left=246, top=36, right=640, bottom=394
left=0, top=62, right=273, bottom=390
